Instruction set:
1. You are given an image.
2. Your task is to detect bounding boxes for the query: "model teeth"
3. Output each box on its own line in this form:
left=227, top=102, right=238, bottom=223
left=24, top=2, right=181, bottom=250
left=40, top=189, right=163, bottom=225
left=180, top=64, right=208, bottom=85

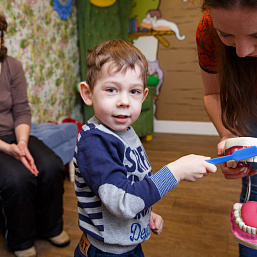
left=227, top=160, right=238, bottom=168
left=236, top=217, right=241, bottom=224
left=226, top=157, right=257, bottom=168
left=233, top=203, right=257, bottom=234
left=225, top=137, right=257, bottom=164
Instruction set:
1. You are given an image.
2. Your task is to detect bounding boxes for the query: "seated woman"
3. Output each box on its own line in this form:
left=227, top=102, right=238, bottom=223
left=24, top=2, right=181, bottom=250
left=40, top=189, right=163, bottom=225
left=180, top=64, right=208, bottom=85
left=0, top=14, right=69, bottom=257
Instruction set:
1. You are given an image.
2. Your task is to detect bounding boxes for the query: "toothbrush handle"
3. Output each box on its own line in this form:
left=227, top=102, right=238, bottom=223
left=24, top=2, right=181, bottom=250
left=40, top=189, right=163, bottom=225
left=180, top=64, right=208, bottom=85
left=206, top=155, right=231, bottom=165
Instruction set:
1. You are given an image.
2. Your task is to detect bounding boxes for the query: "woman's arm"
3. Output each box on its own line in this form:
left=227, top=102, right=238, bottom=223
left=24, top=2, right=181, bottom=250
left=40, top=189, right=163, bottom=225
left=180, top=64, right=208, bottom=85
left=201, top=70, right=235, bottom=142
left=15, top=123, right=30, bottom=145
left=201, top=69, right=255, bottom=178
left=202, top=70, right=237, bottom=154
left=0, top=124, right=29, bottom=158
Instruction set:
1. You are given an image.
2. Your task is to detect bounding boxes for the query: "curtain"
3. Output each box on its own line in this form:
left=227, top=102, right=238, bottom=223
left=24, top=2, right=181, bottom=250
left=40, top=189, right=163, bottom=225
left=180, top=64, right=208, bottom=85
left=76, top=0, right=132, bottom=81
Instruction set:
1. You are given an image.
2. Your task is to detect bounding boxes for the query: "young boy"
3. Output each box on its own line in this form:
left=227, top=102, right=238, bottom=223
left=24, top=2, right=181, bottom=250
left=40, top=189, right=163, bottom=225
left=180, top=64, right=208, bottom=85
left=74, top=39, right=217, bottom=257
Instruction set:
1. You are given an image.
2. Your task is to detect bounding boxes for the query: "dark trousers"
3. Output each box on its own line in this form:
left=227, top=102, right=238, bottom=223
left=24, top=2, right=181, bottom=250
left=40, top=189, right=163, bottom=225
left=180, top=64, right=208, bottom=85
left=0, top=134, right=65, bottom=251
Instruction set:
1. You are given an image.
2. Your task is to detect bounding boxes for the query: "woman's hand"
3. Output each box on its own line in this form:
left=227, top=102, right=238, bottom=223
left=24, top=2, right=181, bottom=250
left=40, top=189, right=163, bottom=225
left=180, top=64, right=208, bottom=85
left=7, top=143, right=23, bottom=160
left=217, top=134, right=238, bottom=156
left=220, top=162, right=256, bottom=179
left=5, top=141, right=39, bottom=176
left=17, top=140, right=39, bottom=176
left=217, top=134, right=257, bottom=179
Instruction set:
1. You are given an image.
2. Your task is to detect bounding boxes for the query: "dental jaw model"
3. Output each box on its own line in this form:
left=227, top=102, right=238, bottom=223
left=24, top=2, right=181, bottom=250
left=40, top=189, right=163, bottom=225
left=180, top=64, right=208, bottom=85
left=225, top=137, right=257, bottom=169
left=225, top=137, right=257, bottom=249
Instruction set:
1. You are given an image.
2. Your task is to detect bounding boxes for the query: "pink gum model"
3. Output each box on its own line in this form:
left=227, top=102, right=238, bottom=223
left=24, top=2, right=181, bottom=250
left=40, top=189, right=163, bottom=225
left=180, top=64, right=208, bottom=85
left=226, top=137, right=257, bottom=249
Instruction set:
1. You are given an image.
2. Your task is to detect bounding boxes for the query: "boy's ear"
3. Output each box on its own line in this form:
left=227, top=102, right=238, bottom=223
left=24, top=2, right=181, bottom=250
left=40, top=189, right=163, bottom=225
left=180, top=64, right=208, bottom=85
left=142, top=88, right=149, bottom=102
left=79, top=82, right=93, bottom=106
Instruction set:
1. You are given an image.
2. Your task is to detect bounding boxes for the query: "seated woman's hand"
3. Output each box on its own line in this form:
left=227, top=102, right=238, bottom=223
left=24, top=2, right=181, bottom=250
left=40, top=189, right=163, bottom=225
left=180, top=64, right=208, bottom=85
left=7, top=141, right=39, bottom=176
left=18, top=141, right=39, bottom=176
left=7, top=143, right=23, bottom=159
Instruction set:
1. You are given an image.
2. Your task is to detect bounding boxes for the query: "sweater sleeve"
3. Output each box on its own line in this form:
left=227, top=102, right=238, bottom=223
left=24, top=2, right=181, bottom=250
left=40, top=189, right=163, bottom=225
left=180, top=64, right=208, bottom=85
left=9, top=57, right=31, bottom=128
left=75, top=129, right=178, bottom=220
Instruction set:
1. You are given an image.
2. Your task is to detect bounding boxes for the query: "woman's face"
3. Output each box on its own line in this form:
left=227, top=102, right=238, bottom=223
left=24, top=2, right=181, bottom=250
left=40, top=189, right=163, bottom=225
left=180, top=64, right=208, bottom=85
left=210, top=7, right=257, bottom=57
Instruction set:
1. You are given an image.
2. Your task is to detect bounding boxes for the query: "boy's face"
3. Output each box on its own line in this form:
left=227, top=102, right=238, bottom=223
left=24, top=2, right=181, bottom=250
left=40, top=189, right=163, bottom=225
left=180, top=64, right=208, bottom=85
left=80, top=62, right=148, bottom=131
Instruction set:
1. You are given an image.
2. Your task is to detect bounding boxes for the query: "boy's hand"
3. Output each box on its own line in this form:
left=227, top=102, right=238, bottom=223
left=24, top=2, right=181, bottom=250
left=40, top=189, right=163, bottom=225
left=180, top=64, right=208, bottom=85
left=150, top=211, right=163, bottom=235
left=167, top=154, right=217, bottom=182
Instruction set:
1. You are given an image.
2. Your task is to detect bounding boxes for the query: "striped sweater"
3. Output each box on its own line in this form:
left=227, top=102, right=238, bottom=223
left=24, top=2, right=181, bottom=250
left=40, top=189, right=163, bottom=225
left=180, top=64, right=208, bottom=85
left=74, top=116, right=178, bottom=254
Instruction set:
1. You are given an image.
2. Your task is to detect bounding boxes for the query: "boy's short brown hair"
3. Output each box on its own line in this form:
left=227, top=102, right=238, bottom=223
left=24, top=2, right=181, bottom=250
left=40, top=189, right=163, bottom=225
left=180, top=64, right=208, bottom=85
left=86, top=40, right=148, bottom=90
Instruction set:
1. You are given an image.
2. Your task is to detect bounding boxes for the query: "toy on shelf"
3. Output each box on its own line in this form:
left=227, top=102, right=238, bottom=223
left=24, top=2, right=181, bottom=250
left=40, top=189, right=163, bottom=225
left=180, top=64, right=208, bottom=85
left=224, top=137, right=257, bottom=249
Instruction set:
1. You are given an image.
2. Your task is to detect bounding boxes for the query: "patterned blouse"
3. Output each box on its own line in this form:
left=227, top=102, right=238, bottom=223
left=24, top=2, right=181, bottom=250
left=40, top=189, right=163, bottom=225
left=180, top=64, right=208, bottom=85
left=196, top=10, right=221, bottom=74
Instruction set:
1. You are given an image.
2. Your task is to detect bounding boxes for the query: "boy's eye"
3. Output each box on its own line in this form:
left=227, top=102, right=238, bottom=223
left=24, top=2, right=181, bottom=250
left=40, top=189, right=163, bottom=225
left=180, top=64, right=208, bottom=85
left=106, top=88, right=116, bottom=93
left=131, top=89, right=141, bottom=95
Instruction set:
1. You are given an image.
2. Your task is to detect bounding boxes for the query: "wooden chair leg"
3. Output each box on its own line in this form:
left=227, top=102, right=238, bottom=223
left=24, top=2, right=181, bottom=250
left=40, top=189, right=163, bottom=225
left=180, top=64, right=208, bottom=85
left=69, top=160, right=75, bottom=182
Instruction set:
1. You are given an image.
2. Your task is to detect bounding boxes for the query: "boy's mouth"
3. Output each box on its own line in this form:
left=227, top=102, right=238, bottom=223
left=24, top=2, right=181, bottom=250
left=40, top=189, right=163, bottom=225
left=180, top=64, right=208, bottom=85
left=113, top=115, right=130, bottom=118
left=114, top=115, right=129, bottom=118
left=113, top=115, right=130, bottom=122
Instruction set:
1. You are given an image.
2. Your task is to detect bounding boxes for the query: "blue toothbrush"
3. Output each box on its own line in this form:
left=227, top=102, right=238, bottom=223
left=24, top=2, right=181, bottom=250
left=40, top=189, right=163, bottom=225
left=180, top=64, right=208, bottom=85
left=206, top=146, right=257, bottom=165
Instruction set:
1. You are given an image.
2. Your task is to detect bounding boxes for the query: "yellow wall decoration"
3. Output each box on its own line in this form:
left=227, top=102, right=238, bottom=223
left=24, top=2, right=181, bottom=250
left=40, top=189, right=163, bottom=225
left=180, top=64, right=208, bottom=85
left=90, top=0, right=117, bottom=8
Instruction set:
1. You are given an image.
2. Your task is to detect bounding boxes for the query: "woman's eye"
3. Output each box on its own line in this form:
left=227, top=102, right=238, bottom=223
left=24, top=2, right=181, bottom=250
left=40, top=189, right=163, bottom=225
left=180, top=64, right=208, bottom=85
left=218, top=31, right=231, bottom=38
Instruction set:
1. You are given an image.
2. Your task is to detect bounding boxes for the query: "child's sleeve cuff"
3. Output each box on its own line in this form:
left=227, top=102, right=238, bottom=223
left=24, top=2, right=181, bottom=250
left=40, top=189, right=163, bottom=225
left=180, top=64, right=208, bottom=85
left=150, top=166, right=178, bottom=198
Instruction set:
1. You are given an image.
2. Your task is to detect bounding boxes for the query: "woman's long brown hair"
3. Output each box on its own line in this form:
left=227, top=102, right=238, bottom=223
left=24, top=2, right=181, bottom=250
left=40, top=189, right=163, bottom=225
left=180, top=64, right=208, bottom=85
left=0, top=14, right=7, bottom=62
left=219, top=45, right=257, bottom=136
left=202, top=0, right=257, bottom=136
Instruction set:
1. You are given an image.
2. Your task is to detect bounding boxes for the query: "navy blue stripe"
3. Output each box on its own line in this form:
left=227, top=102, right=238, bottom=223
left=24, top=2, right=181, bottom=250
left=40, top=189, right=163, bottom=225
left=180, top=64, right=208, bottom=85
left=79, top=213, right=104, bottom=231
left=76, top=191, right=95, bottom=197
left=75, top=170, right=81, bottom=176
left=88, top=212, right=102, bottom=219
left=75, top=180, right=87, bottom=188
left=78, top=201, right=101, bottom=208
left=79, top=213, right=94, bottom=226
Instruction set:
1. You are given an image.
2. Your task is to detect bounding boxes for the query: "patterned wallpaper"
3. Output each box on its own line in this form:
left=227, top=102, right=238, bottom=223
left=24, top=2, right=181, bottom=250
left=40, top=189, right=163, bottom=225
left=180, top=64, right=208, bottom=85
left=0, top=0, right=82, bottom=123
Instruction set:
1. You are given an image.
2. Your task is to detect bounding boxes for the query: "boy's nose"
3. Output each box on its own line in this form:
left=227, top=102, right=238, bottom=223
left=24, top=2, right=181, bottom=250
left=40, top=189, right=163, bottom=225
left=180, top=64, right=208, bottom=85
left=117, top=93, right=130, bottom=107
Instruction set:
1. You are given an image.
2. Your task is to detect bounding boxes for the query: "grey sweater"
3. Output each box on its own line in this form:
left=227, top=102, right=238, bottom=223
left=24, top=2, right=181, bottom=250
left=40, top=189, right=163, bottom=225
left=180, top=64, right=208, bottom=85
left=0, top=56, right=31, bottom=137
left=74, top=117, right=178, bottom=254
